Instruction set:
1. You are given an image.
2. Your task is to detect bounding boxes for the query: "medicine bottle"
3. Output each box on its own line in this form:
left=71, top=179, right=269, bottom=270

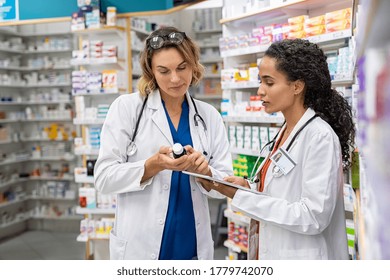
left=172, top=143, right=186, bottom=159
left=106, top=7, right=117, bottom=26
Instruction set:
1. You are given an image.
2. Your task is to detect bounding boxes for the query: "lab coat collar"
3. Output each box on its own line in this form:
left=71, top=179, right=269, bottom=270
left=263, top=108, right=316, bottom=190
left=280, top=108, right=316, bottom=151
left=149, top=89, right=174, bottom=145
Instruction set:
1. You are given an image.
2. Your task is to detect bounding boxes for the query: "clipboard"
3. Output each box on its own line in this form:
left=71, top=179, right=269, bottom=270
left=182, top=171, right=263, bottom=194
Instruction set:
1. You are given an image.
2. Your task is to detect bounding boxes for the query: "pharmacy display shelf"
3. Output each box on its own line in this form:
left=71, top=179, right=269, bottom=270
left=200, top=57, right=223, bottom=64
left=70, top=57, right=125, bottom=68
left=24, top=49, right=72, bottom=54
left=220, top=0, right=347, bottom=25
left=30, top=215, right=82, bottom=221
left=131, top=27, right=151, bottom=36
left=76, top=207, right=116, bottom=215
left=223, top=240, right=248, bottom=253
left=77, top=234, right=110, bottom=242
left=203, top=74, right=221, bottom=79
left=19, top=138, right=73, bottom=143
left=72, top=26, right=126, bottom=37
left=230, top=147, right=261, bottom=157
left=198, top=42, right=220, bottom=48
left=0, top=100, right=72, bottom=106
left=0, top=177, right=75, bottom=190
left=223, top=115, right=284, bottom=124
left=0, top=66, right=72, bottom=71
left=221, top=29, right=352, bottom=58
left=73, top=118, right=105, bottom=125
left=75, top=175, right=94, bottom=184
left=0, top=217, right=29, bottom=230
left=221, top=81, right=259, bottom=90
left=72, top=87, right=125, bottom=96
left=0, top=198, right=27, bottom=210
left=28, top=196, right=76, bottom=202
left=195, top=94, right=222, bottom=100
left=0, top=83, right=71, bottom=88
left=224, top=209, right=250, bottom=226
left=74, top=148, right=100, bottom=156
left=194, top=28, right=223, bottom=34
left=0, top=156, right=74, bottom=167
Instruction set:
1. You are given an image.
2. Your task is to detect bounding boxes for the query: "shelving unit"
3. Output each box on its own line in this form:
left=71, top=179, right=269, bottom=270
left=190, top=7, right=223, bottom=110
left=352, top=0, right=390, bottom=259
left=71, top=21, right=129, bottom=259
left=0, top=22, right=79, bottom=239
left=219, top=0, right=355, bottom=259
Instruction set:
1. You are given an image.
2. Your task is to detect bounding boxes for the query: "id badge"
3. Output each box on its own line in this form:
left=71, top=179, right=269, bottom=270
left=270, top=147, right=296, bottom=176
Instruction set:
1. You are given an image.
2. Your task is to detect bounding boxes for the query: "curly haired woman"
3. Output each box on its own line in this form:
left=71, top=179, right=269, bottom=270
left=200, top=39, right=355, bottom=260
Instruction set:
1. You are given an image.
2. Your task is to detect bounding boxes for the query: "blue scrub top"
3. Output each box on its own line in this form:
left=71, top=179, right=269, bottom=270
left=159, top=98, right=197, bottom=260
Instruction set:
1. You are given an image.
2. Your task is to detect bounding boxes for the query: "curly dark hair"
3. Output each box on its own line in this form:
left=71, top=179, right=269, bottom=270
left=264, top=39, right=355, bottom=169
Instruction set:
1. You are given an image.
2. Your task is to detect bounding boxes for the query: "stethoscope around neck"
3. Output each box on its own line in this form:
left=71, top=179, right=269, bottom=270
left=126, top=94, right=210, bottom=158
left=246, top=114, right=319, bottom=183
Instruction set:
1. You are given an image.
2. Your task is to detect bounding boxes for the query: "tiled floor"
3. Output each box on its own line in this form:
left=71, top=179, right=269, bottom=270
left=0, top=230, right=228, bottom=260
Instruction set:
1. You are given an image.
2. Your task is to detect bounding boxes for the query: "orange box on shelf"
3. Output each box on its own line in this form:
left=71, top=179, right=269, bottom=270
left=287, top=30, right=306, bottom=39
left=288, top=15, right=308, bottom=25
left=326, top=19, right=351, bottom=33
left=305, top=25, right=326, bottom=37
left=304, top=15, right=325, bottom=28
left=325, top=8, right=352, bottom=24
left=288, top=23, right=304, bottom=33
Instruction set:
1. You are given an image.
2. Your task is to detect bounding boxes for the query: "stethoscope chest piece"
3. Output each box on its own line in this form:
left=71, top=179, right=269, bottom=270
left=127, top=142, right=137, bottom=156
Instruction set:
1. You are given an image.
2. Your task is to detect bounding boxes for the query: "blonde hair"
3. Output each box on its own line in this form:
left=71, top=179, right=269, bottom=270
left=137, top=26, right=204, bottom=96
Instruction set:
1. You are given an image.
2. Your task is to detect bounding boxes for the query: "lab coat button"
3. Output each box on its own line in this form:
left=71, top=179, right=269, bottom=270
left=158, top=219, right=164, bottom=225
left=192, top=188, right=196, bottom=191
left=151, top=254, right=156, bottom=259
left=163, top=184, right=169, bottom=190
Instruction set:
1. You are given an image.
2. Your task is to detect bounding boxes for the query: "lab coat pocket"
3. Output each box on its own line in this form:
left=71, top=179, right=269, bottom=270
left=109, top=230, right=127, bottom=260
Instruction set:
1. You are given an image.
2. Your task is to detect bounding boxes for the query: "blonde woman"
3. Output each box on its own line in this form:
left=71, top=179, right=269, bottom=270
left=94, top=27, right=232, bottom=260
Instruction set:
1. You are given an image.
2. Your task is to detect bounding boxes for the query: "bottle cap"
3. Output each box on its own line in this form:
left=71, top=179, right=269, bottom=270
left=172, top=143, right=184, bottom=155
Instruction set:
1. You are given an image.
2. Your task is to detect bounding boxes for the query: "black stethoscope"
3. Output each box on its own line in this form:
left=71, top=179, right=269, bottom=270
left=126, top=94, right=210, bottom=158
left=247, top=114, right=319, bottom=183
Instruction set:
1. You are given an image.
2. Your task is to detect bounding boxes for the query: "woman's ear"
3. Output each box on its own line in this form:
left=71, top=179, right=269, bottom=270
left=294, top=80, right=305, bottom=95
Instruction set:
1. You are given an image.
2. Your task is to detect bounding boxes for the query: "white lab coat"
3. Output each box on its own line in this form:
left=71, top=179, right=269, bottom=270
left=94, top=89, right=233, bottom=260
left=232, top=108, right=349, bottom=260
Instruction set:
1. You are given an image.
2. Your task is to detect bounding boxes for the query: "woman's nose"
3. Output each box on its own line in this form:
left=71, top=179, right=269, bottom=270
left=170, top=71, right=180, bottom=83
left=257, top=84, right=265, bottom=98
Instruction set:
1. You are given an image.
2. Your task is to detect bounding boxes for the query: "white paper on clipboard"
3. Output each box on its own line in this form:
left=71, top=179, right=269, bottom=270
left=182, top=171, right=265, bottom=195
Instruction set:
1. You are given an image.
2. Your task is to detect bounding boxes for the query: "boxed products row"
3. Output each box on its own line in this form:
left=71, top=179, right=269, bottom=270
left=78, top=186, right=116, bottom=210
left=79, top=217, right=115, bottom=240
left=219, top=8, right=352, bottom=53
left=228, top=124, right=279, bottom=152
left=72, top=70, right=123, bottom=94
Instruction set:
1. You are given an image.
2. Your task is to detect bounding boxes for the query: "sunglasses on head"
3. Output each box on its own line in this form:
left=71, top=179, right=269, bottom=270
left=146, top=31, right=187, bottom=50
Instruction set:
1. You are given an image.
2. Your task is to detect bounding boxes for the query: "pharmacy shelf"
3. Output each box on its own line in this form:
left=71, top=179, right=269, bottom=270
left=28, top=196, right=76, bottom=202
left=0, top=217, right=29, bottom=230
left=223, top=240, right=248, bottom=253
left=0, top=199, right=27, bottom=210
left=73, top=118, right=105, bottom=125
left=31, top=215, right=82, bottom=221
left=72, top=26, right=126, bottom=39
left=220, top=30, right=352, bottom=58
left=224, top=209, right=250, bottom=225
left=220, top=0, right=346, bottom=25
left=0, top=83, right=71, bottom=88
left=230, top=147, right=261, bottom=157
left=223, top=115, right=284, bottom=124
left=0, top=66, right=72, bottom=71
left=0, top=100, right=72, bottom=106
left=195, top=94, right=222, bottom=100
left=76, top=207, right=115, bottom=215
left=221, top=81, right=259, bottom=90
left=75, top=175, right=94, bottom=184
left=72, top=88, right=125, bottom=96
